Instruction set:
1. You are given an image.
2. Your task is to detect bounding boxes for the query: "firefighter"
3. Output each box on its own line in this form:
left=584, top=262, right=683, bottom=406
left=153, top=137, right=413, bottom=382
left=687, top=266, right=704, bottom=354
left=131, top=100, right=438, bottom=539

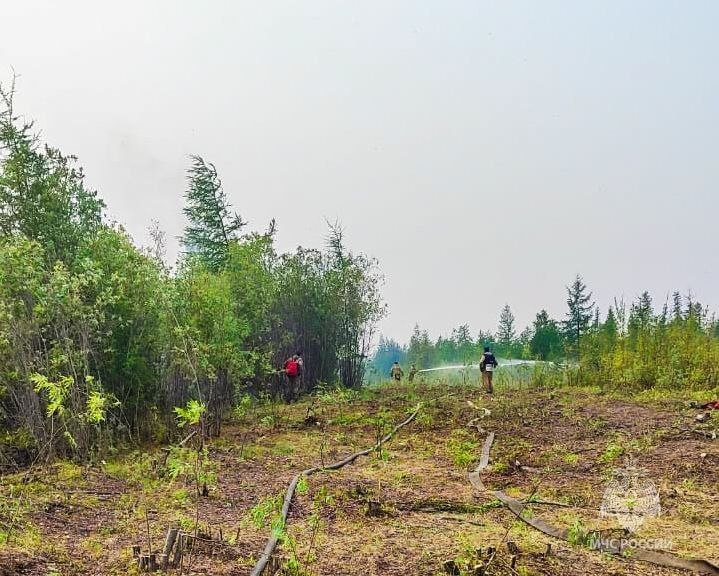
left=390, top=361, right=404, bottom=382
left=479, top=346, right=498, bottom=393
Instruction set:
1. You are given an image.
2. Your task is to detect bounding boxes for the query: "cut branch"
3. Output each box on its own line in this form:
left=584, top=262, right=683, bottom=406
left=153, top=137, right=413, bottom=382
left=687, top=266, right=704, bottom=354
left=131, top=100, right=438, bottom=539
left=249, top=403, right=423, bottom=576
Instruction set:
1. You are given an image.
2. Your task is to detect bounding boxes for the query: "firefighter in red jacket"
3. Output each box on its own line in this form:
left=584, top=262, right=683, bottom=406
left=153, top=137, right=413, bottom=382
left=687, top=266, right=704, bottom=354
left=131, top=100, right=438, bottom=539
left=283, top=352, right=303, bottom=400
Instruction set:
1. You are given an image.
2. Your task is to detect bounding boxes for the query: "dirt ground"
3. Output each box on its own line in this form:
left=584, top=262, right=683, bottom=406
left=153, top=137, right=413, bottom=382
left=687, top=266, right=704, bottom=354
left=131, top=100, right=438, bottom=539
left=1, top=381, right=718, bottom=576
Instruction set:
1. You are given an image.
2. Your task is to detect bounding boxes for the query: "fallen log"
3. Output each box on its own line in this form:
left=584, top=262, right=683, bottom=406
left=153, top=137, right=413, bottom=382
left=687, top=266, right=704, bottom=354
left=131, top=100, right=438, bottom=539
left=470, top=430, right=719, bottom=575
left=249, top=403, right=423, bottom=576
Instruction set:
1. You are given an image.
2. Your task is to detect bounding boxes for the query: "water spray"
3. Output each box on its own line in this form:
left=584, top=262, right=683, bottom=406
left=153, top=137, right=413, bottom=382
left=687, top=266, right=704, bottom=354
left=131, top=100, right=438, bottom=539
left=416, top=359, right=547, bottom=374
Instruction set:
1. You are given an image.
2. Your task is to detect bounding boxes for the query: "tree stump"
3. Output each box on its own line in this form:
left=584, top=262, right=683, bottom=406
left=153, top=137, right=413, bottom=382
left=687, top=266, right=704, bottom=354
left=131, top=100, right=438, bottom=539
left=138, top=554, right=150, bottom=571
left=157, top=554, right=168, bottom=570
left=171, top=532, right=185, bottom=567
left=366, top=499, right=383, bottom=517
left=267, top=556, right=282, bottom=574
left=442, top=559, right=460, bottom=575
left=162, top=527, right=178, bottom=567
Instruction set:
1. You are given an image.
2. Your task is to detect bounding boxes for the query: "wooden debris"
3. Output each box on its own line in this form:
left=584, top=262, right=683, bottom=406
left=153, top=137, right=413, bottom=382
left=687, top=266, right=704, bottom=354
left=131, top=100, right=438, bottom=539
left=366, top=499, right=383, bottom=517
left=442, top=559, right=460, bottom=575
left=136, top=553, right=158, bottom=572
left=157, top=553, right=168, bottom=570
left=162, top=527, right=178, bottom=565
left=178, top=430, right=198, bottom=447
left=303, top=414, right=320, bottom=427
left=138, top=555, right=149, bottom=570
left=249, top=402, right=427, bottom=576
left=366, top=498, right=381, bottom=516
left=170, top=533, right=184, bottom=567
left=266, top=556, right=282, bottom=574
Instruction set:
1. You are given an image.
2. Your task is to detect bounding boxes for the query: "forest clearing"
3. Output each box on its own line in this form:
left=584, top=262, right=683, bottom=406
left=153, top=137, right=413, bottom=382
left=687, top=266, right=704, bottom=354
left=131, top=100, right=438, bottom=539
left=2, top=77, right=719, bottom=575
left=1, top=377, right=717, bottom=576
left=3, top=4, right=719, bottom=575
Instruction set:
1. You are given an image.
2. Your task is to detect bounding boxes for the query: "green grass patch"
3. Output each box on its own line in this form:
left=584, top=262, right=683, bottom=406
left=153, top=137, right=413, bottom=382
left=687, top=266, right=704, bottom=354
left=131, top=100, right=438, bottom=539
left=271, top=440, right=295, bottom=455
left=600, top=439, right=624, bottom=463
left=446, top=429, right=479, bottom=468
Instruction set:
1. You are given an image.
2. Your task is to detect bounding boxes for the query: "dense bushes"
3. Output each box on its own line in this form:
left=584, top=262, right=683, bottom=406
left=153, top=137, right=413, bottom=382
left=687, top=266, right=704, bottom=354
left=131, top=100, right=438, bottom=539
left=0, top=85, right=384, bottom=463
left=0, top=229, right=159, bottom=459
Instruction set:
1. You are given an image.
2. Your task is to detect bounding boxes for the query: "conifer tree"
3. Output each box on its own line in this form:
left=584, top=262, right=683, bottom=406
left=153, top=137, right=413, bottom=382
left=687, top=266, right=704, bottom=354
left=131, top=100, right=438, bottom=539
left=603, top=306, right=618, bottom=340
left=671, top=291, right=683, bottom=322
left=629, top=291, right=654, bottom=337
left=497, top=304, right=516, bottom=354
left=451, top=324, right=474, bottom=363
left=562, top=274, right=594, bottom=352
left=182, top=155, right=246, bottom=270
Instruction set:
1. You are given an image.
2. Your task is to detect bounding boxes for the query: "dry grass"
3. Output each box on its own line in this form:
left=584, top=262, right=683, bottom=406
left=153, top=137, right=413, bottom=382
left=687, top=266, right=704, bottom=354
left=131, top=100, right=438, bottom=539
left=0, top=381, right=717, bottom=575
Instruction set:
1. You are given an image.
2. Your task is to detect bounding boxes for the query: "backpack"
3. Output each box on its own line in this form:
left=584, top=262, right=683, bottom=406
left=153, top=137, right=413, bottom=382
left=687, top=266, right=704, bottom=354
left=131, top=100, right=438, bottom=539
left=480, top=353, right=496, bottom=372
left=286, top=359, right=299, bottom=377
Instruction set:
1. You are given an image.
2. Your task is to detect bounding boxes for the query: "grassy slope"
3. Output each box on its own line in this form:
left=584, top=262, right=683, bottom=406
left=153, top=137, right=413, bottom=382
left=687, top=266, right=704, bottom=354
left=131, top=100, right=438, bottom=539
left=0, top=379, right=718, bottom=576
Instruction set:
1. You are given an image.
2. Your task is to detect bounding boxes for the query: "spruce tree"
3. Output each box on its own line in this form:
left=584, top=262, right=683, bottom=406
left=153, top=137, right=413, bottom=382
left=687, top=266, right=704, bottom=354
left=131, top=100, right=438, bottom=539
left=562, top=274, right=594, bottom=352
left=671, top=291, right=683, bottom=322
left=629, top=291, right=654, bottom=336
left=603, top=306, right=618, bottom=340
left=451, top=324, right=474, bottom=363
left=182, top=155, right=246, bottom=270
left=497, top=304, right=516, bottom=355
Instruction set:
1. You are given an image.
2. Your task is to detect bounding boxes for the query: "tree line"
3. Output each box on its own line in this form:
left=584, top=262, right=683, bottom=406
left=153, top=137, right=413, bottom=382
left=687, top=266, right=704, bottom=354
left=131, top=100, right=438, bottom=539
left=371, top=275, right=719, bottom=392
left=0, top=83, right=384, bottom=463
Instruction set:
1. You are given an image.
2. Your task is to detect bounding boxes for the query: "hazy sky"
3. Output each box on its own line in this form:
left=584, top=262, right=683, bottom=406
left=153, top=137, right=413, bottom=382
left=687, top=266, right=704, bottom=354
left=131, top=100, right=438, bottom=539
left=2, top=1, right=717, bottom=343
